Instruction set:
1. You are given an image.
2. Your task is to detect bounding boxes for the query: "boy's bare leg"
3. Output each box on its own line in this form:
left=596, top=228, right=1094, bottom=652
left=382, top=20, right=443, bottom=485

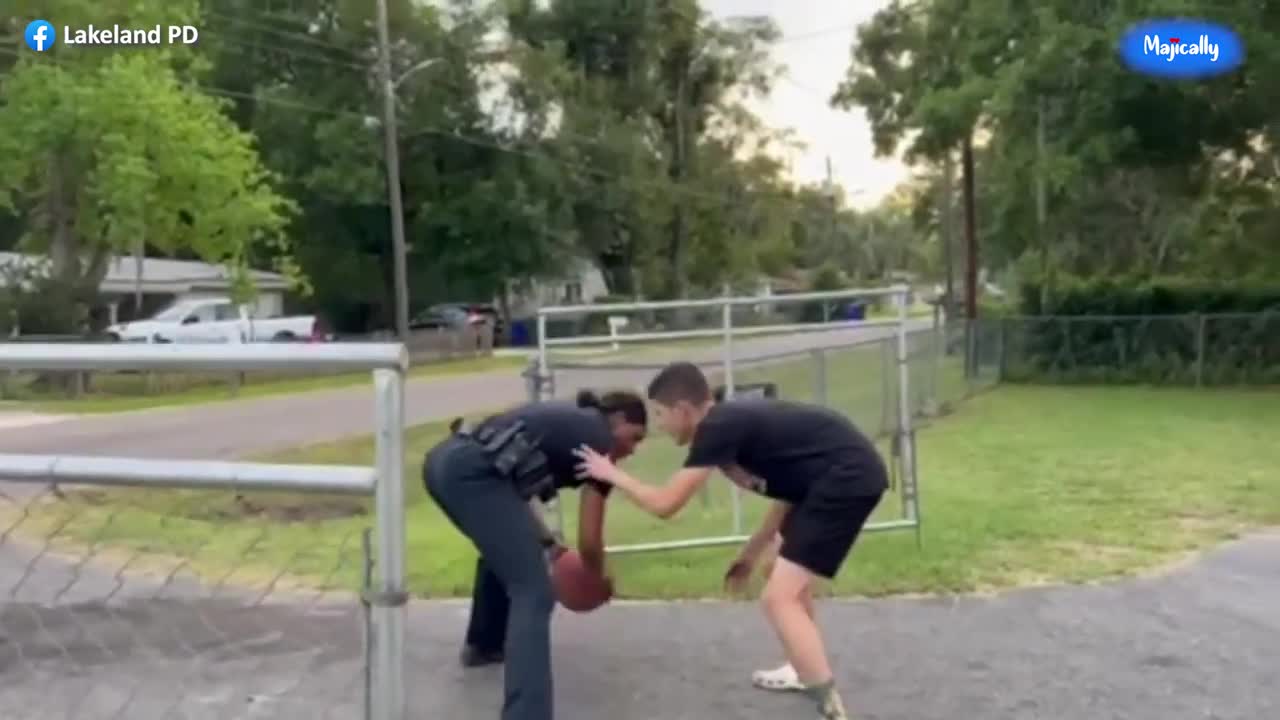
left=751, top=551, right=820, bottom=692
left=761, top=558, right=848, bottom=718
left=751, top=535, right=808, bottom=691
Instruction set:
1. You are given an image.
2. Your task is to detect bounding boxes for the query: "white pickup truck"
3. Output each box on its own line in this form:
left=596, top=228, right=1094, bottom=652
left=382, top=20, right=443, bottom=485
left=106, top=298, right=324, bottom=344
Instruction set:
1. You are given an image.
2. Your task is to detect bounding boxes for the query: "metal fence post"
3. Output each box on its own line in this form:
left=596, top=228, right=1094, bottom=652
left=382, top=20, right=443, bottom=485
left=361, top=528, right=374, bottom=720
left=536, top=313, right=549, bottom=394
left=894, top=286, right=919, bottom=527
left=1195, top=313, right=1207, bottom=387
left=372, top=368, right=407, bottom=720
left=530, top=316, right=566, bottom=534
left=928, top=304, right=942, bottom=412
left=998, top=318, right=1009, bottom=381
left=812, top=348, right=828, bottom=405
left=880, top=338, right=894, bottom=436
left=722, top=297, right=742, bottom=533
left=994, top=317, right=1005, bottom=383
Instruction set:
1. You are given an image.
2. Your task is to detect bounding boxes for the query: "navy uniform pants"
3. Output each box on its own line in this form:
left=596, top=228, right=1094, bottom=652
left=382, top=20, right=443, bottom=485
left=424, top=436, right=555, bottom=720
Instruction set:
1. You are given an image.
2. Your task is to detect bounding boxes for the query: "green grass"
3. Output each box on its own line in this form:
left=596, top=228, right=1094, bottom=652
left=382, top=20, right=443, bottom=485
left=3, top=355, right=525, bottom=414
left=13, top=382, right=1279, bottom=600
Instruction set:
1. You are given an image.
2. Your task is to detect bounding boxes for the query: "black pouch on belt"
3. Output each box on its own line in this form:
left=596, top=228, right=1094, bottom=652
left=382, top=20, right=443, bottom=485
left=467, top=420, right=555, bottom=501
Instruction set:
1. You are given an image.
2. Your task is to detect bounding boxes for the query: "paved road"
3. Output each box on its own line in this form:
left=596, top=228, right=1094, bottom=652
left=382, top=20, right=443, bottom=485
left=1, top=323, right=919, bottom=459
left=1, top=530, right=1275, bottom=719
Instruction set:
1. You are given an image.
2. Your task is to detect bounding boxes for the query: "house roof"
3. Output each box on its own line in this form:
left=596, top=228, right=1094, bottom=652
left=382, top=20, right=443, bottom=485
left=0, top=252, right=289, bottom=294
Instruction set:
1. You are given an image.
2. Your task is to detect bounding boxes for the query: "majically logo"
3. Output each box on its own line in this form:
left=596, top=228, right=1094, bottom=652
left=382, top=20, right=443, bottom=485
left=1119, top=19, right=1243, bottom=78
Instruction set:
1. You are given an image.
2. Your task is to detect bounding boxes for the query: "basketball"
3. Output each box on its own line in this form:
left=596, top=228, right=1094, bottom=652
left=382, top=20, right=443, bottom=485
left=551, top=550, right=612, bottom=612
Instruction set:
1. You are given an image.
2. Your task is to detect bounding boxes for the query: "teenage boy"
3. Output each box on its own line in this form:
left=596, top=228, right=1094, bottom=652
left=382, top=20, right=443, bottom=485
left=573, top=362, right=887, bottom=720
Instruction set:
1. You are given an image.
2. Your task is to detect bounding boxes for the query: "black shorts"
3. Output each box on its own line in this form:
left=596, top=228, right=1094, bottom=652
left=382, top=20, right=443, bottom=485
left=779, top=472, right=884, bottom=579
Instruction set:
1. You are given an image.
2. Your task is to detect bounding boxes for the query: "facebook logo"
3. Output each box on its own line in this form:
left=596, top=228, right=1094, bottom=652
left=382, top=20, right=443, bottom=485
left=25, top=20, right=57, bottom=52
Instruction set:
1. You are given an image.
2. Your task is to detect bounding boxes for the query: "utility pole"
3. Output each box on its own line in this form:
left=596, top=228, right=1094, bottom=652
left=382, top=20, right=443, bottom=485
left=824, top=157, right=837, bottom=320
left=961, top=133, right=979, bottom=378
left=825, top=157, right=839, bottom=248
left=376, top=0, right=411, bottom=340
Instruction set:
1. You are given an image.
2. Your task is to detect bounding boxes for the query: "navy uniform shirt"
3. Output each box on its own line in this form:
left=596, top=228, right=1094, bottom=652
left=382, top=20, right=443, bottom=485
left=481, top=401, right=614, bottom=496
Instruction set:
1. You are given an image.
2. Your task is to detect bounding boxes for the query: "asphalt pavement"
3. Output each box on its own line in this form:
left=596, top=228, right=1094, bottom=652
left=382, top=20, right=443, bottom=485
left=1, top=529, right=1275, bottom=719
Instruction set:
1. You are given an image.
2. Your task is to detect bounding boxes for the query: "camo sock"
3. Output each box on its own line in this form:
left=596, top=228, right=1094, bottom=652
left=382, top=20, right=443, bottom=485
left=804, top=680, right=849, bottom=719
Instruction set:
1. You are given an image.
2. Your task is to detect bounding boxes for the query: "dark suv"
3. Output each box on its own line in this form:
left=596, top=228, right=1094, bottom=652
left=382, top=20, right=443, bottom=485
left=410, top=303, right=504, bottom=344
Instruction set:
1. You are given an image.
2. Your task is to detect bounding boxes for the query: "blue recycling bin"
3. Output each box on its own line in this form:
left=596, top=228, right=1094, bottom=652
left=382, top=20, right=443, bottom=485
left=845, top=302, right=867, bottom=321
left=510, top=319, right=532, bottom=347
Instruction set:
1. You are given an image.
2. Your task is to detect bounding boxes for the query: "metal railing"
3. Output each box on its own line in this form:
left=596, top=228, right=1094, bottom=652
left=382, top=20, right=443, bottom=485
left=529, top=285, right=922, bottom=554
left=0, top=343, right=408, bottom=720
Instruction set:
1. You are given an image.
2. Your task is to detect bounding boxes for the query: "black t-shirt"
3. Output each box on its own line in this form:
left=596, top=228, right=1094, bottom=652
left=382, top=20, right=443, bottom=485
left=682, top=399, right=886, bottom=502
left=480, top=401, right=614, bottom=496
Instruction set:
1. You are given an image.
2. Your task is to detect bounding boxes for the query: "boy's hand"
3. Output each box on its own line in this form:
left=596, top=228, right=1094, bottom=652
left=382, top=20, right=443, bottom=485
left=724, top=555, right=755, bottom=595
left=573, top=445, right=619, bottom=484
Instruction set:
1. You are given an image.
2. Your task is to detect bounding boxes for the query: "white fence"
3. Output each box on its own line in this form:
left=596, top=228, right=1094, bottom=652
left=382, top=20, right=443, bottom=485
left=0, top=343, right=408, bottom=720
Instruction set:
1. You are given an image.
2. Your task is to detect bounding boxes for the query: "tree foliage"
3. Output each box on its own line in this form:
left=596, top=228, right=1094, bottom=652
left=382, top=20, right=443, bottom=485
left=834, top=0, right=1280, bottom=293
left=0, top=1, right=297, bottom=328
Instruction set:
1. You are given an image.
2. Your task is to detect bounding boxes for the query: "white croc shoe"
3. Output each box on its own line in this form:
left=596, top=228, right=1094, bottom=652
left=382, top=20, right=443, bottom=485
left=751, top=663, right=805, bottom=692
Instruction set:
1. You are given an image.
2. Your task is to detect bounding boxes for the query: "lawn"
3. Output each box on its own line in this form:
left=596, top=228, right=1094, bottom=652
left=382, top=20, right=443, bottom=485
left=1, top=354, right=524, bottom=414
left=11, top=382, right=1278, bottom=600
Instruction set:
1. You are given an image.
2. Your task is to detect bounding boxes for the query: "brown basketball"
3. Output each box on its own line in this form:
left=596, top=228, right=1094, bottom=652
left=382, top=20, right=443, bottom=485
left=551, top=550, right=612, bottom=612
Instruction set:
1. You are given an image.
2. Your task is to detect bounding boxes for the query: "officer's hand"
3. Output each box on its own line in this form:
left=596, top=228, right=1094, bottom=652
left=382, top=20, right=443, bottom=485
left=543, top=533, right=568, bottom=563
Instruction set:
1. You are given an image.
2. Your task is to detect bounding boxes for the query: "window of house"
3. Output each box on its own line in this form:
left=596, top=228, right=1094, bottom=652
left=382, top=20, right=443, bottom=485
left=563, top=281, right=583, bottom=303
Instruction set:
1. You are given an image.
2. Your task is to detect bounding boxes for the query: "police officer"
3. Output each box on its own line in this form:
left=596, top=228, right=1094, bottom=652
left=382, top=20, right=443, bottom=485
left=423, top=388, right=648, bottom=720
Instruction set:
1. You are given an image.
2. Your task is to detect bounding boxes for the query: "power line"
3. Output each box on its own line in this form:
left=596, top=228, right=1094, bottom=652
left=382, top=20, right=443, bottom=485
left=0, top=46, right=823, bottom=213
left=774, top=22, right=859, bottom=45
left=199, top=10, right=860, bottom=165
left=191, top=20, right=647, bottom=162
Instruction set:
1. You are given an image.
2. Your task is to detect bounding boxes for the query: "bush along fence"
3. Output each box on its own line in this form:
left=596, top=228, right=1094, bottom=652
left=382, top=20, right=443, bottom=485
left=971, top=280, right=1280, bottom=385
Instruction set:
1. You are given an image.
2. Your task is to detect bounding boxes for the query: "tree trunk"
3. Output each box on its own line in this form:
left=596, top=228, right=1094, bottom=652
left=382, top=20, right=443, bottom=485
left=962, top=133, right=978, bottom=320
left=940, top=149, right=956, bottom=317
left=666, top=72, right=689, bottom=299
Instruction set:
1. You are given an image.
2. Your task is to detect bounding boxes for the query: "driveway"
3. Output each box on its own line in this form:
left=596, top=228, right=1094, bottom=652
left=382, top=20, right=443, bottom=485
left=1, top=530, right=1275, bottom=719
left=0, top=323, right=920, bottom=459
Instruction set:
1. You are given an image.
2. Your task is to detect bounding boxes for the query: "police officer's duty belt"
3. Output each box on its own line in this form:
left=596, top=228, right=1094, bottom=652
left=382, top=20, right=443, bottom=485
left=454, top=418, right=555, bottom=501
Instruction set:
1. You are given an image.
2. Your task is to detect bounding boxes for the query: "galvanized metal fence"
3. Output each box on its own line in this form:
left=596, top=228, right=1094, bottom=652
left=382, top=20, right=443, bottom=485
left=0, top=344, right=408, bottom=720
left=527, top=286, right=929, bottom=554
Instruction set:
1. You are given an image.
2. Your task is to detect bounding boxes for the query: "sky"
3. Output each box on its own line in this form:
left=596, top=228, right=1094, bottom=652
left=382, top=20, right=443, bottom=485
left=701, top=0, right=909, bottom=208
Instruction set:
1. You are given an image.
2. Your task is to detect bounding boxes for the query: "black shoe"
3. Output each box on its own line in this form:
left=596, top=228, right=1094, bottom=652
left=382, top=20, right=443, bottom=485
left=460, top=645, right=504, bottom=668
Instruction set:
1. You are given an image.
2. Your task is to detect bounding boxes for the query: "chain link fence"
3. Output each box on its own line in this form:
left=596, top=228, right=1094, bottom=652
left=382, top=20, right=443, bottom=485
left=982, top=312, right=1279, bottom=385
left=0, top=343, right=409, bottom=720
left=525, top=289, right=985, bottom=554
left=0, top=485, right=370, bottom=720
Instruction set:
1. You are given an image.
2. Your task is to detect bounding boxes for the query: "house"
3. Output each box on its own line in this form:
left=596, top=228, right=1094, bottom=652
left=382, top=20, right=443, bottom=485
left=504, top=257, right=610, bottom=318
left=0, top=252, right=289, bottom=327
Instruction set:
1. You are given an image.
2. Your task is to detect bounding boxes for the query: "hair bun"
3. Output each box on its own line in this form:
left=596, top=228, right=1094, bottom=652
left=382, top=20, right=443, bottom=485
left=575, top=389, right=601, bottom=409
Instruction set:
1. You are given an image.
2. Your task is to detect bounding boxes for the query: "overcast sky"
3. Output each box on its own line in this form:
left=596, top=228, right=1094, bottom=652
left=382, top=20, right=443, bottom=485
left=701, top=0, right=908, bottom=207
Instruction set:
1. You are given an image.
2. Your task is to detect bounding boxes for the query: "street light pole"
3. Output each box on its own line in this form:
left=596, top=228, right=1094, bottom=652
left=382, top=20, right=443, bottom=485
left=376, top=0, right=411, bottom=340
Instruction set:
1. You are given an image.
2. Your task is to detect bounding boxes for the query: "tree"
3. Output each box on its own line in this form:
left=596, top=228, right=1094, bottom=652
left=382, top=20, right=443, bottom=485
left=505, top=0, right=791, bottom=298
left=834, top=0, right=1280, bottom=295
left=0, top=50, right=297, bottom=330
